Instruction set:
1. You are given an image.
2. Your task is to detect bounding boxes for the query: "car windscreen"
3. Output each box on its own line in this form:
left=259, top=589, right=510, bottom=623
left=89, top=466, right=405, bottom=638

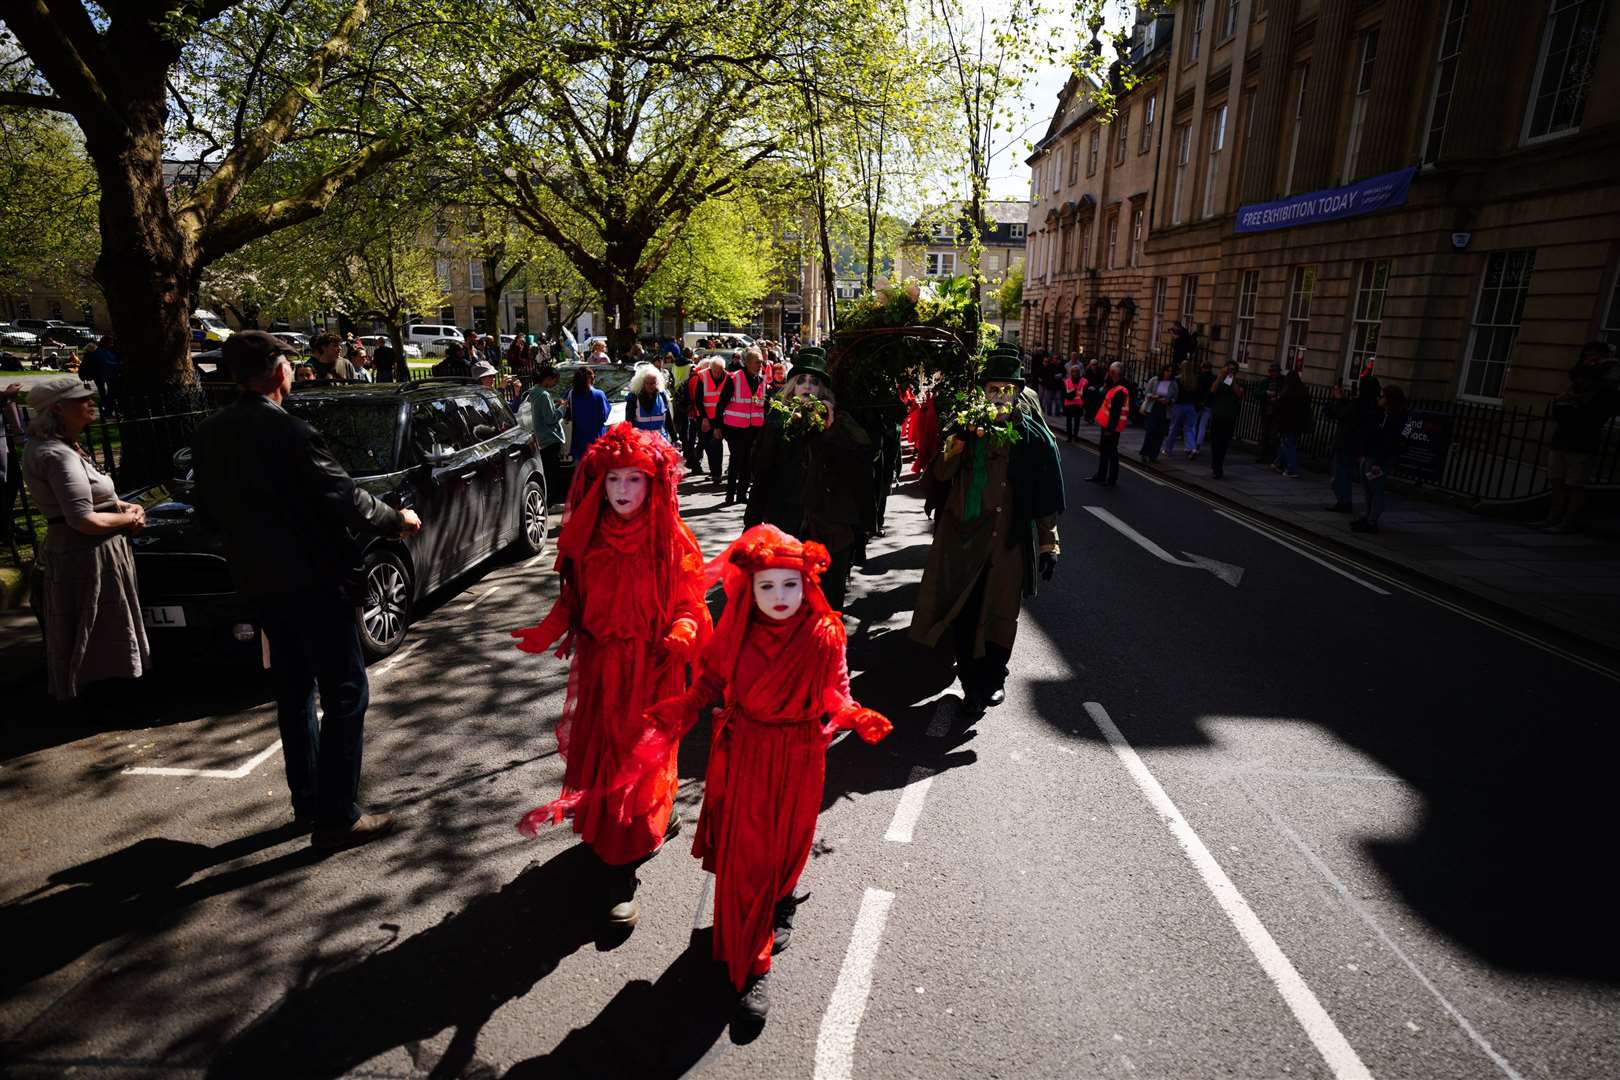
left=588, top=366, right=634, bottom=400
left=283, top=398, right=401, bottom=476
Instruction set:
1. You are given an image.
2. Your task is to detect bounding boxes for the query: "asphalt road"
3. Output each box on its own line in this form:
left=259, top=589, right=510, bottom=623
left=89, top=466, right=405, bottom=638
left=2, top=435, right=1617, bottom=1079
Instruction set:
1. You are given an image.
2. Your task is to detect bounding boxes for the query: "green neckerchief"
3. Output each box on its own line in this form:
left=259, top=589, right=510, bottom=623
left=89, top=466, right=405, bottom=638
left=963, top=436, right=989, bottom=521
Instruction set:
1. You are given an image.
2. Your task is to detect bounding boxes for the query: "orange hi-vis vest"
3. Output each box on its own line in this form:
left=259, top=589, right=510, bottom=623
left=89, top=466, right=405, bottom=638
left=699, top=368, right=727, bottom=419
left=1095, top=383, right=1130, bottom=432
left=722, top=369, right=765, bottom=428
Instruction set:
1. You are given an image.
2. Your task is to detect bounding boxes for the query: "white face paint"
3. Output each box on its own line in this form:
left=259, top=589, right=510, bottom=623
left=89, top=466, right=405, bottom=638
left=984, top=380, right=1018, bottom=407
left=789, top=373, right=822, bottom=399
left=604, top=468, right=650, bottom=517
left=752, top=568, right=805, bottom=621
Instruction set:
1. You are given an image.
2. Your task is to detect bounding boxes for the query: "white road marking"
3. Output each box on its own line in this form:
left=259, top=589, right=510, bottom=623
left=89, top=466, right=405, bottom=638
left=814, top=887, right=896, bottom=1080
left=463, top=584, right=502, bottom=611
left=1084, top=506, right=1244, bottom=586
left=883, top=766, right=936, bottom=843
left=1243, top=780, right=1526, bottom=1080
left=124, top=740, right=282, bottom=779
left=1213, top=509, right=1389, bottom=595
left=525, top=550, right=549, bottom=569
left=1083, top=702, right=1374, bottom=1080
left=376, top=639, right=425, bottom=675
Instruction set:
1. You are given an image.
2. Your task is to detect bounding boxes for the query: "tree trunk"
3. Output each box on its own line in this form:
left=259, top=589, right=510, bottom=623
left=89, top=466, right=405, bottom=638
left=483, top=255, right=504, bottom=333
left=603, top=276, right=640, bottom=359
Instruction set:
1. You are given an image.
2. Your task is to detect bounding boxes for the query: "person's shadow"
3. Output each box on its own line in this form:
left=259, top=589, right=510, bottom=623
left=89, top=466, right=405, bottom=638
left=502, top=928, right=738, bottom=1079
left=207, top=843, right=609, bottom=1080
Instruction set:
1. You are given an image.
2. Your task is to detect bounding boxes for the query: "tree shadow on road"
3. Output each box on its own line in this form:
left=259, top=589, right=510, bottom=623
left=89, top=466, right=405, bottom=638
left=501, top=928, right=736, bottom=1080
left=207, top=844, right=609, bottom=1080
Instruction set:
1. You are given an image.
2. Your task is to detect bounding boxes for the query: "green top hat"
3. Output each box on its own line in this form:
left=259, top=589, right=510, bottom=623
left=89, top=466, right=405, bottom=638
left=978, top=347, right=1025, bottom=386
left=789, top=346, right=831, bottom=384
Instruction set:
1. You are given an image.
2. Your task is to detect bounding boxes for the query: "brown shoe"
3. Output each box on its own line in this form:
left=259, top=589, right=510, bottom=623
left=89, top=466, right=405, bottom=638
left=312, top=812, right=396, bottom=851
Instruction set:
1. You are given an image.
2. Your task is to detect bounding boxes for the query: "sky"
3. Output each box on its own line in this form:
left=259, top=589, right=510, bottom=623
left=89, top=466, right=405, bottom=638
left=983, top=0, right=1133, bottom=202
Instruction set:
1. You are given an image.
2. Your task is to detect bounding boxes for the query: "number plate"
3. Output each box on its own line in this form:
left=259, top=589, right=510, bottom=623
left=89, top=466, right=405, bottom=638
left=141, top=605, right=187, bottom=628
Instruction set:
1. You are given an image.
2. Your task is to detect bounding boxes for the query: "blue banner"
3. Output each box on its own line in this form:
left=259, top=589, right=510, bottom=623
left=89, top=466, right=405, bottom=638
left=1234, top=166, right=1418, bottom=234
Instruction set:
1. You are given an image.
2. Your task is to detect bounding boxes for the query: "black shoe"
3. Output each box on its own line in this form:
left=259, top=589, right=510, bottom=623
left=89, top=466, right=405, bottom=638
left=738, top=973, right=770, bottom=1023
left=772, top=894, right=804, bottom=954
left=1324, top=503, right=1352, bottom=512
left=1086, top=475, right=1105, bottom=484
left=605, top=862, right=640, bottom=928
left=311, top=812, right=396, bottom=851
left=960, top=688, right=988, bottom=715
left=985, top=688, right=1006, bottom=708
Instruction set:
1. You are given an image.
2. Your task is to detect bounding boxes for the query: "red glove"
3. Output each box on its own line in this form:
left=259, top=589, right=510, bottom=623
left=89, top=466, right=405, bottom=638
left=661, top=617, right=699, bottom=660
left=511, top=604, right=569, bottom=656
left=852, top=708, right=893, bottom=745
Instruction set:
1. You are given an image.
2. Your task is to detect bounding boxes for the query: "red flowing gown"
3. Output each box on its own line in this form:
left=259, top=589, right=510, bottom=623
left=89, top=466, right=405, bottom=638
left=646, top=605, right=889, bottom=988
left=521, top=508, right=709, bottom=865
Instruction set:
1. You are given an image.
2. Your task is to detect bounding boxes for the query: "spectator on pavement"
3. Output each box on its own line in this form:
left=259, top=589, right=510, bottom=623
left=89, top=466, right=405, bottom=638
left=526, top=365, right=565, bottom=500
left=294, top=362, right=316, bottom=382
left=715, top=345, right=768, bottom=505
left=1088, top=361, right=1130, bottom=487
left=624, top=362, right=677, bottom=442
left=1324, top=382, right=1359, bottom=511
left=432, top=342, right=472, bottom=378
left=372, top=338, right=400, bottom=383
left=1353, top=385, right=1408, bottom=534
left=586, top=339, right=610, bottom=364
left=1256, top=362, right=1284, bottom=463
left=1536, top=340, right=1620, bottom=533
left=1139, top=363, right=1177, bottom=464
left=1, top=381, right=25, bottom=544
left=690, top=356, right=728, bottom=480
left=1207, top=361, right=1243, bottom=480
left=308, top=331, right=357, bottom=382
left=1081, top=358, right=1104, bottom=422
left=1170, top=321, right=1195, bottom=369
left=1193, top=358, right=1217, bottom=449
left=21, top=376, right=150, bottom=710
left=192, top=331, right=420, bottom=850
left=1164, top=358, right=1202, bottom=458
left=1061, top=359, right=1087, bottom=443
left=1274, top=371, right=1310, bottom=478
left=79, top=336, right=122, bottom=414
left=565, top=365, right=611, bottom=459
left=471, top=360, right=499, bottom=389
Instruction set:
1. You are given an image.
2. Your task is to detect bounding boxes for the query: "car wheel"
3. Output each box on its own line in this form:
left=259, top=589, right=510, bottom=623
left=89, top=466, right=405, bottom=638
left=515, top=475, right=548, bottom=557
left=359, top=550, right=411, bottom=661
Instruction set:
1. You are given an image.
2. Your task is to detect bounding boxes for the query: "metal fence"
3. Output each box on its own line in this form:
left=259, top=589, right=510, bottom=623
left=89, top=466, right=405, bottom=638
left=1050, top=342, right=1619, bottom=503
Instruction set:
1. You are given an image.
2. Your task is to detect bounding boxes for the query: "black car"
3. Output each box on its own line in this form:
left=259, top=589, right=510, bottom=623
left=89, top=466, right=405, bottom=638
left=130, top=379, right=549, bottom=663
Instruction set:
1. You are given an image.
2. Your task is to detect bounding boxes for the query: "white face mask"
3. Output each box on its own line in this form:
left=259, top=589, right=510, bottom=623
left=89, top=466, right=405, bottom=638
left=603, top=468, right=650, bottom=517
left=984, top=381, right=1018, bottom=407
left=789, top=374, right=822, bottom=399
left=752, top=568, right=805, bottom=621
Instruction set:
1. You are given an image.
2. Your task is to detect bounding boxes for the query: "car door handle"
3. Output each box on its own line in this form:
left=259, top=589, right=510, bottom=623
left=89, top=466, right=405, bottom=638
left=505, top=447, right=524, bottom=458
left=457, top=470, right=477, bottom=481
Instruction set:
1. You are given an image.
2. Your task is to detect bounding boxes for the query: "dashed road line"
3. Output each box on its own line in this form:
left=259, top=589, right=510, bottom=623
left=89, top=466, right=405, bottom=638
left=124, top=739, right=282, bottom=779
left=375, top=639, right=425, bottom=675
left=1083, top=701, right=1374, bottom=1080
left=814, top=887, right=896, bottom=1080
left=463, top=584, right=502, bottom=611
left=883, top=766, right=936, bottom=844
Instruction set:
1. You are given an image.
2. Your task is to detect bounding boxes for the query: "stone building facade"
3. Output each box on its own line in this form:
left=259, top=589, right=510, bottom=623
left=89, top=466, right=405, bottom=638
left=1025, top=0, right=1620, bottom=406
left=896, top=200, right=1028, bottom=343
left=1023, top=11, right=1174, bottom=362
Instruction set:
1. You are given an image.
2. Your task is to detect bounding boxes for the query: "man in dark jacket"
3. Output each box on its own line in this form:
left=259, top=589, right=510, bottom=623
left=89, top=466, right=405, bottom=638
left=372, top=339, right=401, bottom=383
left=192, top=331, right=421, bottom=851
left=1536, top=341, right=1620, bottom=533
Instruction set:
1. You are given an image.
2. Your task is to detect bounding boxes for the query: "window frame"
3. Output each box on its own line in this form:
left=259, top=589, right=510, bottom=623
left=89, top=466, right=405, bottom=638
left=1601, top=263, right=1620, bottom=350
left=1222, top=0, right=1241, bottom=41
left=1421, top=0, right=1470, bottom=166
left=1010, top=222, right=1027, bottom=240
left=1234, top=269, right=1260, bottom=368
left=1140, top=92, right=1157, bottom=154
left=1181, top=273, right=1200, bottom=326
left=1087, top=127, right=1100, bottom=176
left=1187, top=0, right=1206, bottom=63
left=1341, top=28, right=1380, bottom=184
left=1202, top=103, right=1228, bottom=219
left=925, top=250, right=959, bottom=278
left=1129, top=206, right=1145, bottom=267
left=1285, top=264, right=1317, bottom=370
left=468, top=258, right=485, bottom=292
left=1284, top=63, right=1310, bottom=195
left=1068, top=141, right=1082, bottom=185
left=435, top=257, right=452, bottom=292
left=1460, top=249, right=1537, bottom=401
left=1171, top=122, right=1192, bottom=225
left=1343, top=259, right=1390, bottom=382
left=1150, top=276, right=1168, bottom=349
left=1522, top=0, right=1605, bottom=144
left=1115, top=108, right=1130, bottom=165
left=1106, top=210, right=1120, bottom=270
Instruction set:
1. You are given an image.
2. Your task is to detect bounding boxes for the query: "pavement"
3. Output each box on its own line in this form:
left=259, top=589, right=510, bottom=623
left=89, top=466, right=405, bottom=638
left=1061, top=418, right=1620, bottom=660
left=2, top=446, right=1618, bottom=1079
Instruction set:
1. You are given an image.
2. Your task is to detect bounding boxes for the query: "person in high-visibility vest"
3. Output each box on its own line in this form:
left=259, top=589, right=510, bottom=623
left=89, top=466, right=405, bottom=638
left=910, top=347, right=1064, bottom=716
left=690, top=357, right=729, bottom=481
left=715, top=346, right=768, bottom=505
left=1088, top=361, right=1130, bottom=487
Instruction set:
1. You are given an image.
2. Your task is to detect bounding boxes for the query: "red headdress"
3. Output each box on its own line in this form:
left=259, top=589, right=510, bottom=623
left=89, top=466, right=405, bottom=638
left=700, top=524, right=835, bottom=691
left=549, top=423, right=702, bottom=656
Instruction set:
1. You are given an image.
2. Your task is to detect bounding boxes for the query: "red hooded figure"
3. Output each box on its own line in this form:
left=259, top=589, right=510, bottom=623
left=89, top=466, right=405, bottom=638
left=511, top=423, right=711, bottom=926
left=638, top=524, right=891, bottom=1021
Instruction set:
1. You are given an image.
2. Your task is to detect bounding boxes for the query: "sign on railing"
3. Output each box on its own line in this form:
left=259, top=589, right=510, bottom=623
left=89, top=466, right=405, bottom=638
left=1400, top=409, right=1454, bottom=485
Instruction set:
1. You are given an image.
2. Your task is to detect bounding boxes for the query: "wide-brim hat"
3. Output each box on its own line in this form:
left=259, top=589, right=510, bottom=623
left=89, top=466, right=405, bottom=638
left=470, top=360, right=498, bottom=379
left=978, top=346, right=1025, bottom=386
left=788, top=346, right=831, bottom=384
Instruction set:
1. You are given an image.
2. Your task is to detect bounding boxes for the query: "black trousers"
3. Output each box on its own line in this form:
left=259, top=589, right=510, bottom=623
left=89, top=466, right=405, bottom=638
left=876, top=425, right=901, bottom=531
left=1209, top=420, right=1235, bottom=478
left=724, top=427, right=758, bottom=502
left=950, top=569, right=1012, bottom=696
left=539, top=442, right=563, bottom=504
left=257, top=591, right=369, bottom=827
left=1063, top=407, right=1082, bottom=440
left=1093, top=430, right=1121, bottom=484
left=701, top=424, right=724, bottom=480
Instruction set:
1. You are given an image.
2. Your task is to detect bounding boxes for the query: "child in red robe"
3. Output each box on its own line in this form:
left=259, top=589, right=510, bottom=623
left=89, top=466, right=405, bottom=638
left=637, top=524, right=891, bottom=1023
left=511, top=423, right=711, bottom=928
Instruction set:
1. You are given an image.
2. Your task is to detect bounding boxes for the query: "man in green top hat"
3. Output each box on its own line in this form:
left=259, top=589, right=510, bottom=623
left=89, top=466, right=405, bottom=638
left=909, top=348, right=1065, bottom=714
left=745, top=347, right=875, bottom=610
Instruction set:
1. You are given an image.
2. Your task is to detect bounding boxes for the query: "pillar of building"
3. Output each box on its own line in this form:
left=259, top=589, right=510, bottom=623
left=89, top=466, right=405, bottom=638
left=1358, top=0, right=1429, bottom=176
left=1442, top=0, right=1532, bottom=162
left=1239, top=0, right=1302, bottom=204
left=1289, top=0, right=1356, bottom=192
